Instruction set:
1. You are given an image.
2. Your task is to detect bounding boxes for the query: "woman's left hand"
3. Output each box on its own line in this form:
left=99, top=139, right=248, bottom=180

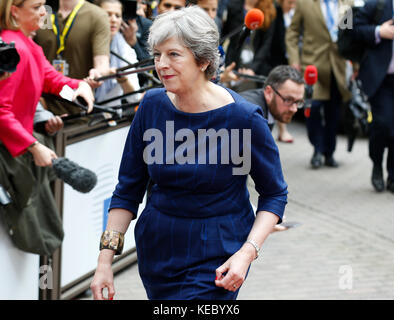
left=214, top=244, right=256, bottom=292
left=73, top=81, right=95, bottom=113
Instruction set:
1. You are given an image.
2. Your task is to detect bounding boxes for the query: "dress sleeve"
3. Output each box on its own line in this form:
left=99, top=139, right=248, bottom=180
left=248, top=108, right=288, bottom=223
left=109, top=97, right=150, bottom=219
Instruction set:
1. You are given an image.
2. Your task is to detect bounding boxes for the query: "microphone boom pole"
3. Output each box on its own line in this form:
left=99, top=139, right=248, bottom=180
left=116, top=57, right=154, bottom=72
left=95, top=84, right=163, bottom=105
left=233, top=71, right=266, bottom=83
left=219, top=25, right=244, bottom=45
left=95, top=65, right=156, bottom=82
left=110, top=50, right=133, bottom=65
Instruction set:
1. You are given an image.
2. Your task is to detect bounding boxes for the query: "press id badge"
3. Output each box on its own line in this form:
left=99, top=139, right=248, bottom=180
left=52, top=59, right=69, bottom=76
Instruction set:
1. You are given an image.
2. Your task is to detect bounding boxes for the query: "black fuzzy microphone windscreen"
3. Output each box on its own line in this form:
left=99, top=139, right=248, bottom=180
left=52, top=157, right=97, bottom=193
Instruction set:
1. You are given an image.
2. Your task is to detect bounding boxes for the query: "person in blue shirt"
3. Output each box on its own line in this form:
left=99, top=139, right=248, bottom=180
left=95, top=0, right=141, bottom=106
left=91, top=5, right=288, bottom=300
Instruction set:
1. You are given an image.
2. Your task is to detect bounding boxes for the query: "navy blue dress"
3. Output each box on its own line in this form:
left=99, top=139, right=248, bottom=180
left=109, top=88, right=288, bottom=300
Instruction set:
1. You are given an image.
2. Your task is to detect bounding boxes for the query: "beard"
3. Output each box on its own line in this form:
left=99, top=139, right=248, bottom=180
left=269, top=98, right=295, bottom=124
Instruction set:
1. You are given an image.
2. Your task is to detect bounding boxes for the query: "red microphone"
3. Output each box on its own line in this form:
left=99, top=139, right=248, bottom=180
left=244, top=8, right=264, bottom=30
left=237, top=9, right=264, bottom=49
left=304, top=65, right=318, bottom=86
left=303, top=65, right=318, bottom=118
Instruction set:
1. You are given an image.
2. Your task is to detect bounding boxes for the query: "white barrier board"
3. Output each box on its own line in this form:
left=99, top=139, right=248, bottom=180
left=0, top=217, right=39, bottom=299
left=61, top=125, right=142, bottom=288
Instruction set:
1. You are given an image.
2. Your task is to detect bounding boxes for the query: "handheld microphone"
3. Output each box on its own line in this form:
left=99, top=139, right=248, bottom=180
left=236, top=8, right=264, bottom=50
left=304, top=65, right=318, bottom=86
left=52, top=157, right=97, bottom=193
left=303, top=65, right=318, bottom=118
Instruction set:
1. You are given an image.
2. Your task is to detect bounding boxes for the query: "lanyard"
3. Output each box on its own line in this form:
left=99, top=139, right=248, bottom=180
left=51, top=0, right=84, bottom=56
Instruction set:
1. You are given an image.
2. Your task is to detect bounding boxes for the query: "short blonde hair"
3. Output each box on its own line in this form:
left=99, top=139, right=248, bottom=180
left=0, top=0, right=26, bottom=31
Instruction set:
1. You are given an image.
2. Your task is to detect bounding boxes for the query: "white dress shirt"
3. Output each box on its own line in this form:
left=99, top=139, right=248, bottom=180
left=320, top=0, right=339, bottom=42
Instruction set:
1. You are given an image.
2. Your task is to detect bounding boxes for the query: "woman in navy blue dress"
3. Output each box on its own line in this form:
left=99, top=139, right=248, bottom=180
left=91, top=6, right=288, bottom=300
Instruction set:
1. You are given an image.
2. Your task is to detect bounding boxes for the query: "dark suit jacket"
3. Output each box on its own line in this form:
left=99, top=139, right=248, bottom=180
left=353, top=0, right=394, bottom=98
left=239, top=89, right=274, bottom=131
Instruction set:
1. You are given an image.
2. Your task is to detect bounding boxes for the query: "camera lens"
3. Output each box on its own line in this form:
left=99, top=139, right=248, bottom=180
left=0, top=47, right=20, bottom=72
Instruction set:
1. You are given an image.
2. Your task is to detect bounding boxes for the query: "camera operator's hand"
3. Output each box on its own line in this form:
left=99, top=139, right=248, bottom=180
left=220, top=62, right=239, bottom=83
left=28, top=142, right=57, bottom=167
left=45, top=115, right=67, bottom=135
left=84, top=68, right=103, bottom=89
left=0, top=72, right=12, bottom=81
left=73, top=81, right=95, bottom=113
left=121, top=19, right=138, bottom=47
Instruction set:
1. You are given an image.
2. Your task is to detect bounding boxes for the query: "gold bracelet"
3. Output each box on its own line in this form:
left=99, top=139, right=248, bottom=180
left=100, top=230, right=125, bottom=255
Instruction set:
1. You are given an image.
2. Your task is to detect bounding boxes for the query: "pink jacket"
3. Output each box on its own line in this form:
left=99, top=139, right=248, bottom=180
left=0, top=30, right=81, bottom=157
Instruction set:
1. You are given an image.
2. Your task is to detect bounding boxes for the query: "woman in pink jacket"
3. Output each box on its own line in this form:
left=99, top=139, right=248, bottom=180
left=0, top=0, right=94, bottom=166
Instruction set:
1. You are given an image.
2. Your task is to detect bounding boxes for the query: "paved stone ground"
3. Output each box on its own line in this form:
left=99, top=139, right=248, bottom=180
left=82, top=121, right=394, bottom=300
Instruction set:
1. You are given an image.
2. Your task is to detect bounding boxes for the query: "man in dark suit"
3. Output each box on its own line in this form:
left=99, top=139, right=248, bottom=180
left=239, top=65, right=305, bottom=129
left=240, top=65, right=304, bottom=232
left=353, top=0, right=394, bottom=193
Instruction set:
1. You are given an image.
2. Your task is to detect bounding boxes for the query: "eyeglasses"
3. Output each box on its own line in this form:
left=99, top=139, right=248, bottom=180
left=271, top=86, right=305, bottom=109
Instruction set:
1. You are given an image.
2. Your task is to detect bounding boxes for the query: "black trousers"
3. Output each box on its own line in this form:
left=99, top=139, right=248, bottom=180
left=306, top=74, right=342, bottom=158
left=369, top=74, right=394, bottom=180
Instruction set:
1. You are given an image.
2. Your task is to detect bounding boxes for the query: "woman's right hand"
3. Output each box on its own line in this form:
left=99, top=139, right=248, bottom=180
left=29, top=142, right=57, bottom=167
left=90, top=262, right=115, bottom=300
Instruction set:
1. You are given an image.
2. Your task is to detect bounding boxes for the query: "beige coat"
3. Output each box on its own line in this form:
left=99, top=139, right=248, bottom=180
left=285, top=0, right=353, bottom=102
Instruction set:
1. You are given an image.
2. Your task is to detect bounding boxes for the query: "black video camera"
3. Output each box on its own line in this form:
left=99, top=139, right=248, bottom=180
left=121, top=0, right=138, bottom=21
left=0, top=37, right=20, bottom=77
